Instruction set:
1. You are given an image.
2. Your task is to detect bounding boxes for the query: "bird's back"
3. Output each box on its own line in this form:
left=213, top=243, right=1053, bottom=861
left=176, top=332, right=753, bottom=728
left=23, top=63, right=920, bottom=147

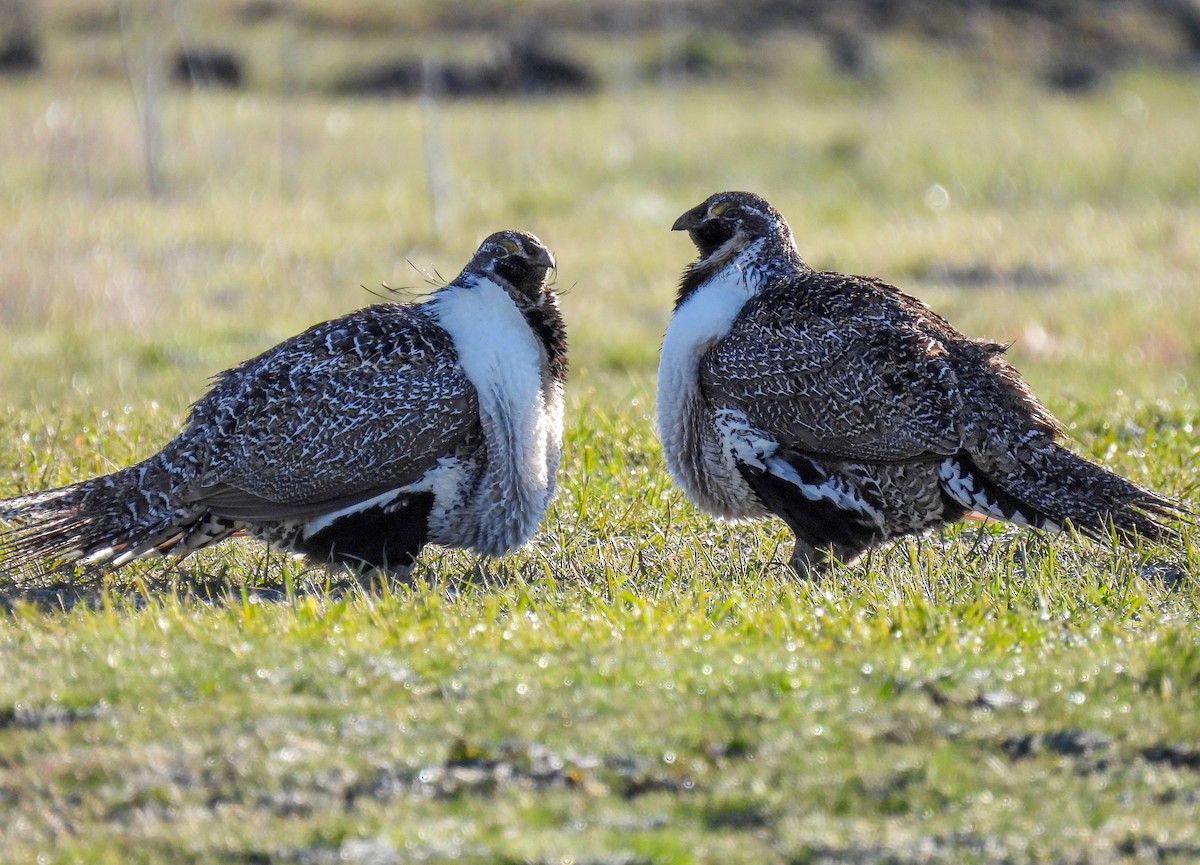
left=179, top=301, right=479, bottom=506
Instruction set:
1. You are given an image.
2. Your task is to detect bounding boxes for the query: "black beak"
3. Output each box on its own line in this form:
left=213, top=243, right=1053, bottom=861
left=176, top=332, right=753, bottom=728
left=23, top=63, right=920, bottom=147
left=672, top=206, right=705, bottom=232
left=529, top=246, right=556, bottom=270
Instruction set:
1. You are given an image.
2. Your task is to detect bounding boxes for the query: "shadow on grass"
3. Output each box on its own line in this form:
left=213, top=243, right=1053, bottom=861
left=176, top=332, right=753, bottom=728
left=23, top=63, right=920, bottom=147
left=2, top=525, right=1193, bottom=615
left=0, top=552, right=502, bottom=614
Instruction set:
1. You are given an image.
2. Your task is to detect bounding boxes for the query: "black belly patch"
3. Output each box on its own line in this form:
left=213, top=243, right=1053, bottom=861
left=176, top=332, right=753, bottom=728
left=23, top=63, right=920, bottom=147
left=737, top=457, right=882, bottom=552
left=295, top=492, right=435, bottom=574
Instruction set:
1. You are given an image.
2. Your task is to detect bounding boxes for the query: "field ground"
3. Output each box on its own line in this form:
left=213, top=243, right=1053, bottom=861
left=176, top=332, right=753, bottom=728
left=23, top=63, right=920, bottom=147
left=2, top=25, right=1200, bottom=865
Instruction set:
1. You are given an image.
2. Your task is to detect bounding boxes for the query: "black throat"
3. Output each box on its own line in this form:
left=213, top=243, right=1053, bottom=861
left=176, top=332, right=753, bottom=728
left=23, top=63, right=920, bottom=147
left=675, top=225, right=741, bottom=308
left=676, top=231, right=807, bottom=309
left=517, top=293, right=569, bottom=386
left=676, top=258, right=723, bottom=309
left=493, top=258, right=544, bottom=295
left=690, top=222, right=735, bottom=260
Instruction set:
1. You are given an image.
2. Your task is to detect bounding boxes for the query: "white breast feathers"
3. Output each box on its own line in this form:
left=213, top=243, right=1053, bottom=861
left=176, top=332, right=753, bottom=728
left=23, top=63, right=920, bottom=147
left=432, top=278, right=560, bottom=556
left=656, top=265, right=768, bottom=519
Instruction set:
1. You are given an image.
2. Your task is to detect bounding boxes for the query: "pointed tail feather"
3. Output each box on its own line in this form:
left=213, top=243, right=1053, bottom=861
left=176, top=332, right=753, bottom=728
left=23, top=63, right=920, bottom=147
left=976, top=443, right=1191, bottom=545
left=0, top=462, right=191, bottom=575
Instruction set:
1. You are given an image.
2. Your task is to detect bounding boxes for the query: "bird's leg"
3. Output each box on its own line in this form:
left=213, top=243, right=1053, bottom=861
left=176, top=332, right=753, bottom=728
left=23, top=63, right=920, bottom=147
left=460, top=555, right=497, bottom=592
left=789, top=539, right=869, bottom=578
left=345, top=558, right=415, bottom=594
left=831, top=543, right=868, bottom=568
left=789, top=538, right=830, bottom=579
left=382, top=560, right=416, bottom=586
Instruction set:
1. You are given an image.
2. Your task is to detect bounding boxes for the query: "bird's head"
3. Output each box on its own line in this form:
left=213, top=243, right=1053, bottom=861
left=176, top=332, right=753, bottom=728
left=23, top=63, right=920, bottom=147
left=470, top=230, right=556, bottom=303
left=672, top=191, right=797, bottom=265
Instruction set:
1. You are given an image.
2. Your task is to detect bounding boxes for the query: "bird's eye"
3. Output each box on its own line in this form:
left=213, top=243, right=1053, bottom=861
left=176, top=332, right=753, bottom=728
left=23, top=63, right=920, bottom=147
left=485, top=238, right=521, bottom=258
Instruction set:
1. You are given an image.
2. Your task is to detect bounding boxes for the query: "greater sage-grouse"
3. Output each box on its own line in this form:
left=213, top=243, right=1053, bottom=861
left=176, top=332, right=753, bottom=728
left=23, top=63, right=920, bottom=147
left=657, top=191, right=1188, bottom=575
left=0, top=230, right=567, bottom=579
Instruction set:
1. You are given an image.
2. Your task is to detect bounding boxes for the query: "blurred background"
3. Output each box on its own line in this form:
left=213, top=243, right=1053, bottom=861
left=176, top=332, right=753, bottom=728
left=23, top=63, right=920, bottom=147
left=1, top=0, right=1198, bottom=438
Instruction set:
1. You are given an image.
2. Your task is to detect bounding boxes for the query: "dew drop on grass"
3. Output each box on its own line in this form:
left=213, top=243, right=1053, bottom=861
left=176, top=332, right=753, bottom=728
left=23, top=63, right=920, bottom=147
left=924, top=183, right=950, bottom=211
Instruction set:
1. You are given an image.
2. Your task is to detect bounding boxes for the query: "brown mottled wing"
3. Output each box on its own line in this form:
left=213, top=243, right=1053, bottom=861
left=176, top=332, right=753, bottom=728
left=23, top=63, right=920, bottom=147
left=700, top=272, right=965, bottom=462
left=175, top=302, right=478, bottom=518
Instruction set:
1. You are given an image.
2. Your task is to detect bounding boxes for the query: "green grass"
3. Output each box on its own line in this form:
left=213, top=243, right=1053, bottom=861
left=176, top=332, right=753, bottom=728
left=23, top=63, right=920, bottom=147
left=2, top=27, right=1200, bottom=865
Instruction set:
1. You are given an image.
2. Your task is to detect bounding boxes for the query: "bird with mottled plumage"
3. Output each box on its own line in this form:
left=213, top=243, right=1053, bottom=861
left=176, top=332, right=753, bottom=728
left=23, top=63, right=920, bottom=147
left=0, top=230, right=567, bottom=580
left=657, top=191, right=1190, bottom=575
